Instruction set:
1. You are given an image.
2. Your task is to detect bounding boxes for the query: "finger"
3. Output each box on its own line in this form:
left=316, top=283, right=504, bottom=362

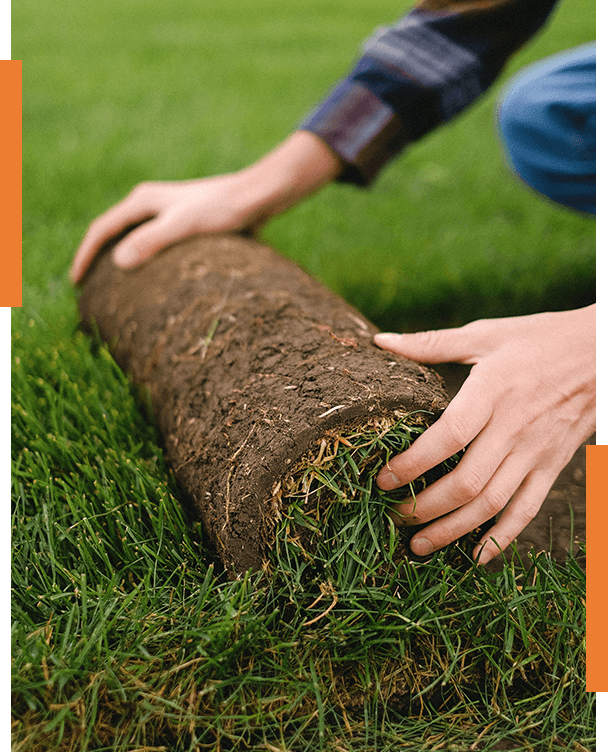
left=389, top=419, right=516, bottom=526
left=472, top=470, right=555, bottom=565
left=374, top=325, right=484, bottom=365
left=406, top=452, right=532, bottom=557
left=70, top=188, right=164, bottom=283
left=111, top=214, right=195, bottom=268
left=376, top=369, right=494, bottom=490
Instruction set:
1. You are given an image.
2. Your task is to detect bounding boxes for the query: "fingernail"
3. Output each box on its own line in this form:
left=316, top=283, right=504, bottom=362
left=376, top=468, right=400, bottom=490
left=411, top=537, right=433, bottom=556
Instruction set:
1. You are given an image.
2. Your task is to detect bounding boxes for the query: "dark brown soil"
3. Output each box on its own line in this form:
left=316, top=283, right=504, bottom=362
left=79, top=233, right=450, bottom=576
left=79, top=232, right=588, bottom=576
left=434, top=363, right=589, bottom=571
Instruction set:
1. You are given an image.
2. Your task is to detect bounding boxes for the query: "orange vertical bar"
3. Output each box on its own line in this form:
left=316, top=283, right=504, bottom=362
left=587, top=445, right=608, bottom=692
left=0, top=60, right=22, bottom=307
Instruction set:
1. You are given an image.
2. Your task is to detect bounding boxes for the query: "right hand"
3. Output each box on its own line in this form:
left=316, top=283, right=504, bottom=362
left=70, top=131, right=342, bottom=284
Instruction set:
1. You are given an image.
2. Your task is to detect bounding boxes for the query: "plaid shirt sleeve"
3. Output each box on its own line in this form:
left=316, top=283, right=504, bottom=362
left=299, top=0, right=561, bottom=186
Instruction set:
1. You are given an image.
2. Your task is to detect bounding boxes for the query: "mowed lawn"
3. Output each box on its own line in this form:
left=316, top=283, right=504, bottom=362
left=12, top=0, right=595, bottom=750
left=15, top=0, right=594, bottom=330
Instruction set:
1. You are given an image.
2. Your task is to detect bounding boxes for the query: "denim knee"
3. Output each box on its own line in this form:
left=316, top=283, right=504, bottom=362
left=496, top=43, right=595, bottom=215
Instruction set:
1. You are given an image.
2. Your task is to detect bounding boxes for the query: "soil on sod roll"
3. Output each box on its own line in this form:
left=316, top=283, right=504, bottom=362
left=78, top=233, right=458, bottom=576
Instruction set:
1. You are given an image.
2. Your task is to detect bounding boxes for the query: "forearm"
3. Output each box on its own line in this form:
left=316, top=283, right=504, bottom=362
left=234, top=130, right=343, bottom=224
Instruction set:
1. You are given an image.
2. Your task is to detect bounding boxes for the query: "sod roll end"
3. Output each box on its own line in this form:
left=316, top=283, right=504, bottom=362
left=79, top=233, right=450, bottom=575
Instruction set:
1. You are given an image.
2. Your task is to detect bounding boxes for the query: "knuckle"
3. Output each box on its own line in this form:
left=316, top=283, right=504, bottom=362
left=516, top=505, right=537, bottom=527
left=453, top=468, right=485, bottom=501
left=129, top=181, right=157, bottom=200
left=401, top=457, right=427, bottom=482
left=462, top=318, right=487, bottom=335
left=481, top=486, right=511, bottom=517
left=443, top=413, right=471, bottom=449
left=133, top=180, right=153, bottom=192
left=516, top=488, right=545, bottom=525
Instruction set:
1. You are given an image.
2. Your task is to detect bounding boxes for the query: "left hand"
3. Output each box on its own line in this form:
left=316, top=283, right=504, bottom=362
left=374, top=305, right=595, bottom=564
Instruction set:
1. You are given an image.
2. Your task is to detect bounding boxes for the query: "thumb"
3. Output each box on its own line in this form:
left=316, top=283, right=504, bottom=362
left=374, top=326, right=482, bottom=365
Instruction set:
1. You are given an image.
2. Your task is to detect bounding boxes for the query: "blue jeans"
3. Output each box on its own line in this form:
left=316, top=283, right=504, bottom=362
left=496, top=43, right=596, bottom=215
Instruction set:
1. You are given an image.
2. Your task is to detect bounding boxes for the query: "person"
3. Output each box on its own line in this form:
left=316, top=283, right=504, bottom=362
left=70, top=0, right=595, bottom=565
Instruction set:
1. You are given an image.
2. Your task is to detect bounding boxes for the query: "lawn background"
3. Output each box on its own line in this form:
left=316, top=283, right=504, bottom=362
left=14, top=0, right=595, bottom=334
left=12, top=0, right=595, bottom=750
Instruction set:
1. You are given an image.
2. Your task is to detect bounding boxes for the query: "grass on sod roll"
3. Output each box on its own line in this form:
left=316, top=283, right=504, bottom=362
left=12, top=327, right=591, bottom=751
left=268, top=412, right=463, bottom=592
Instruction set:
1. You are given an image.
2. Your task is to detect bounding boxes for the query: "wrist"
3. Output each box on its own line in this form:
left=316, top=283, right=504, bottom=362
left=235, top=130, right=343, bottom=223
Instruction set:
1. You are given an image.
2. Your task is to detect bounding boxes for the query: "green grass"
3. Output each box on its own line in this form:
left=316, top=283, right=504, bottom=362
left=12, top=330, right=591, bottom=750
left=12, top=0, right=595, bottom=749
left=14, top=0, right=594, bottom=332
left=269, top=412, right=465, bottom=592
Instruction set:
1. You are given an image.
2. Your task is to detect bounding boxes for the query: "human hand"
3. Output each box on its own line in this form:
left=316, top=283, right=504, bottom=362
left=374, top=305, right=596, bottom=564
left=70, top=131, right=342, bottom=284
left=70, top=173, right=269, bottom=284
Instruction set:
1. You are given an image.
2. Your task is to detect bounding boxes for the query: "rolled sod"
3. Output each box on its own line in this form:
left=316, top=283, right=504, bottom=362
left=78, top=233, right=450, bottom=576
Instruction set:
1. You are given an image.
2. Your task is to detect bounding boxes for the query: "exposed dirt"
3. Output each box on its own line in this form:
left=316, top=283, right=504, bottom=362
left=434, top=363, right=589, bottom=571
left=79, top=231, right=588, bottom=576
left=79, top=233, right=450, bottom=576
